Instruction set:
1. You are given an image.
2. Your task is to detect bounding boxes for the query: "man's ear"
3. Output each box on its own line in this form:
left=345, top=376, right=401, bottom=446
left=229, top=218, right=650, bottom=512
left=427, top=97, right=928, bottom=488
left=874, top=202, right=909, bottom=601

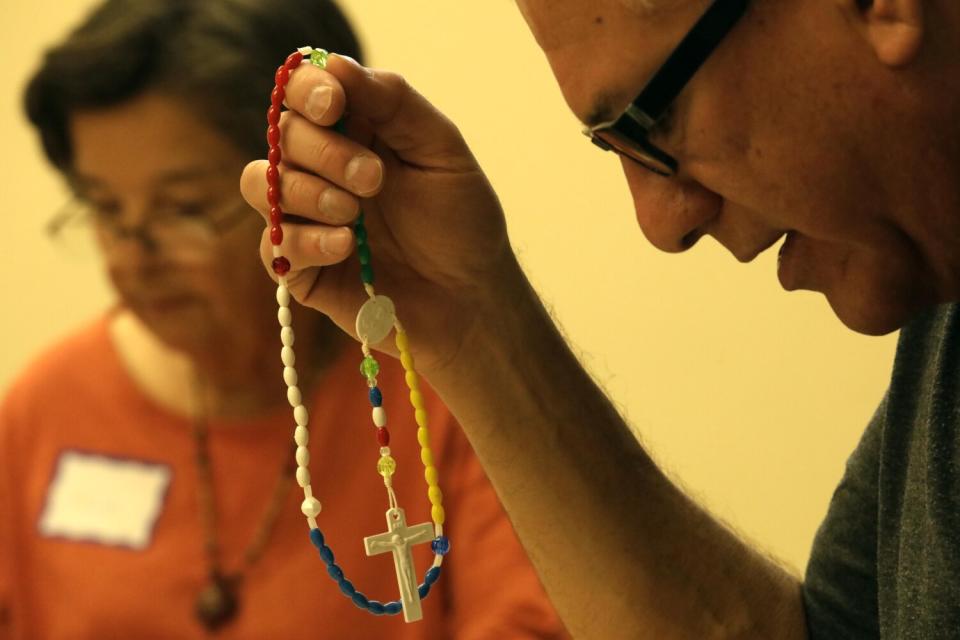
left=845, top=0, right=924, bottom=67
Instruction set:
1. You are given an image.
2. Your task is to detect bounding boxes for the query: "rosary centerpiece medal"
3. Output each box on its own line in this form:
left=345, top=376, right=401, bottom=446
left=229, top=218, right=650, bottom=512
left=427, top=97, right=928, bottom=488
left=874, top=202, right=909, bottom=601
left=266, top=47, right=450, bottom=623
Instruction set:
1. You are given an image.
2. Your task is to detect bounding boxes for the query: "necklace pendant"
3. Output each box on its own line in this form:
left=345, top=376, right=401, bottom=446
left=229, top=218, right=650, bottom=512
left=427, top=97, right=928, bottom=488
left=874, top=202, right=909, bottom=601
left=195, top=573, right=239, bottom=631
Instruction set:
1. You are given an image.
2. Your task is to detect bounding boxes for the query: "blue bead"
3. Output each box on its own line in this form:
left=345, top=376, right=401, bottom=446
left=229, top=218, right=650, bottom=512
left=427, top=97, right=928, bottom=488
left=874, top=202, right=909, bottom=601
left=384, top=601, right=402, bottom=615
left=430, top=536, right=450, bottom=556
left=338, top=579, right=356, bottom=596
left=368, top=600, right=386, bottom=615
left=309, top=528, right=325, bottom=549
left=369, top=386, right=383, bottom=407
left=351, top=592, right=370, bottom=609
left=319, top=545, right=335, bottom=565
left=425, top=566, right=441, bottom=586
left=418, top=583, right=431, bottom=599
left=327, top=564, right=344, bottom=581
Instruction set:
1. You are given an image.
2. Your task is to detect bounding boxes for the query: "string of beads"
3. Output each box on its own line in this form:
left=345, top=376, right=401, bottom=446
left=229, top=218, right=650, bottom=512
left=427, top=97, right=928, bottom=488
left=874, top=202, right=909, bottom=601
left=265, top=47, right=450, bottom=618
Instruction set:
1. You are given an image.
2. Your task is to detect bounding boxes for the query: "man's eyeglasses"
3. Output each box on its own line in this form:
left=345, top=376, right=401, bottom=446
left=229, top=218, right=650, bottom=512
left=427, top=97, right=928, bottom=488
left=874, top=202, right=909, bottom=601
left=583, top=0, right=749, bottom=177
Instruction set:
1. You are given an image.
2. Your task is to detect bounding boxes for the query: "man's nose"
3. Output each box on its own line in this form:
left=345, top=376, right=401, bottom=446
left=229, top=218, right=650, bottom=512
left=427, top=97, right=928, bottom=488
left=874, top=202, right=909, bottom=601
left=621, top=157, right=721, bottom=253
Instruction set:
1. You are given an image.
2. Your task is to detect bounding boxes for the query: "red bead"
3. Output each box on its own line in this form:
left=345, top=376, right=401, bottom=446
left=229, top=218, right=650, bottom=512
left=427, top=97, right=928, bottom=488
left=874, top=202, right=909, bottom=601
left=271, top=86, right=285, bottom=108
left=269, top=206, right=283, bottom=226
left=267, top=105, right=281, bottom=126
left=272, top=256, right=291, bottom=276
left=266, top=165, right=280, bottom=188
left=270, top=225, right=283, bottom=245
left=267, top=186, right=280, bottom=207
left=267, top=125, right=281, bottom=147
left=268, top=146, right=281, bottom=166
left=285, top=51, right=304, bottom=68
left=376, top=428, right=390, bottom=447
left=274, top=65, right=289, bottom=87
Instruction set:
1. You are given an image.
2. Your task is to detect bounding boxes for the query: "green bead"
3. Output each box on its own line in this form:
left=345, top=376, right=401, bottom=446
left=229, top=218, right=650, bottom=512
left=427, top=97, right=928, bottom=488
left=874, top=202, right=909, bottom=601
left=354, top=224, right=367, bottom=244
left=357, top=243, right=371, bottom=265
left=360, top=355, right=380, bottom=379
left=360, top=264, right=375, bottom=285
left=309, top=49, right=329, bottom=68
left=377, top=455, right=397, bottom=478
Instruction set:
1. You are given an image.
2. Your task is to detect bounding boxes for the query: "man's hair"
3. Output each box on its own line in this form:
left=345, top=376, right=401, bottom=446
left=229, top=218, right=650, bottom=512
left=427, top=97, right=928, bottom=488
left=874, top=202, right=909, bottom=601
left=24, top=0, right=363, bottom=173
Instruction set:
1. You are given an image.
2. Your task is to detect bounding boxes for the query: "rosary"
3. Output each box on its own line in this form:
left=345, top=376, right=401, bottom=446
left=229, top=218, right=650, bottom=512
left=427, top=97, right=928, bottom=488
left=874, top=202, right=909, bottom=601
left=265, top=47, right=449, bottom=623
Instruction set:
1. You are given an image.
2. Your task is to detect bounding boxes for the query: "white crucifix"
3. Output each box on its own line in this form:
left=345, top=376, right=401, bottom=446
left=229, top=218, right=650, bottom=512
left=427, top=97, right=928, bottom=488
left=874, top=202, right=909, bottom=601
left=364, top=507, right=434, bottom=622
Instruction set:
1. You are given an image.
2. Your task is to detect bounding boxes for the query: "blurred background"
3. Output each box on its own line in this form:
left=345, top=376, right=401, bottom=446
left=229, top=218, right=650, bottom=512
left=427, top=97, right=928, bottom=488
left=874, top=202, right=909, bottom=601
left=1, top=0, right=896, bottom=573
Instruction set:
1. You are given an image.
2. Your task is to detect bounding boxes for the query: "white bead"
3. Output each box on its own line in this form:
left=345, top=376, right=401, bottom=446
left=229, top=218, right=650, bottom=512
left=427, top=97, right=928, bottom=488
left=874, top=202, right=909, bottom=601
left=272, top=244, right=282, bottom=258
left=296, top=466, right=311, bottom=487
left=296, top=446, right=310, bottom=466
left=278, top=307, right=292, bottom=327
left=380, top=446, right=391, bottom=456
left=283, top=366, right=298, bottom=387
left=281, top=346, right=296, bottom=367
left=276, top=285, right=290, bottom=307
left=372, top=406, right=387, bottom=427
left=301, top=496, right=322, bottom=518
left=294, top=404, right=309, bottom=426
left=287, top=385, right=302, bottom=407
left=281, top=327, right=295, bottom=347
left=294, top=425, right=309, bottom=447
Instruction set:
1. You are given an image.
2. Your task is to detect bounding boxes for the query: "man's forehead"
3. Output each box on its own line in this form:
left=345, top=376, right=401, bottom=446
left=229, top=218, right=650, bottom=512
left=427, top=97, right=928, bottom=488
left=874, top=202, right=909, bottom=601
left=517, top=0, right=693, bottom=49
left=516, top=0, right=597, bottom=51
left=516, top=0, right=697, bottom=123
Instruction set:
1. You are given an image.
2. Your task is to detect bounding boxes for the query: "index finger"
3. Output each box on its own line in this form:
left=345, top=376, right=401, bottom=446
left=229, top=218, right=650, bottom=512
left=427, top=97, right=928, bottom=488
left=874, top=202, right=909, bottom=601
left=285, top=53, right=476, bottom=172
left=282, top=62, right=347, bottom=128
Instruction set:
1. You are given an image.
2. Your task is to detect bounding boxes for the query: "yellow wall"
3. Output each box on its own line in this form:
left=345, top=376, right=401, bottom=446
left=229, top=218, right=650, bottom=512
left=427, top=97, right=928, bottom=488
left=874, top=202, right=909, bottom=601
left=1, top=0, right=897, bottom=574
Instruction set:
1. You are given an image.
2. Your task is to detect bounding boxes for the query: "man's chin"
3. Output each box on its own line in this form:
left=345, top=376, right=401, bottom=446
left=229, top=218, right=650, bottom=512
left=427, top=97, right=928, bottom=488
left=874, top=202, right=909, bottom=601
left=825, top=289, right=929, bottom=337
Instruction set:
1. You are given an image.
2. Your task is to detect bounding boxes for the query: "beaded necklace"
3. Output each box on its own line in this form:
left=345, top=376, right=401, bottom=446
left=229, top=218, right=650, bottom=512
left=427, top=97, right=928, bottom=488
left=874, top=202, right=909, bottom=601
left=265, top=47, right=449, bottom=624
left=191, top=387, right=296, bottom=631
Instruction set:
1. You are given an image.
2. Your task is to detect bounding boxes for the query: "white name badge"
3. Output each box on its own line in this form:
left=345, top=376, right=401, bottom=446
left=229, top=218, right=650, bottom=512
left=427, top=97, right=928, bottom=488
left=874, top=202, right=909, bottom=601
left=38, top=450, right=172, bottom=549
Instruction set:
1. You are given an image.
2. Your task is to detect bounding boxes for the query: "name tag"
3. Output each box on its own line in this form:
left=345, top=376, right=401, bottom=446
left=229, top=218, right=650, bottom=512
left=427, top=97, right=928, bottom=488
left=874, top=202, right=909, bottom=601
left=38, top=450, right=172, bottom=549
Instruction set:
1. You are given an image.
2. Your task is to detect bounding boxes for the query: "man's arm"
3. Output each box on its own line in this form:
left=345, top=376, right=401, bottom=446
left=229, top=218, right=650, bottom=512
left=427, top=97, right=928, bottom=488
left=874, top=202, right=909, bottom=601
left=430, top=264, right=808, bottom=639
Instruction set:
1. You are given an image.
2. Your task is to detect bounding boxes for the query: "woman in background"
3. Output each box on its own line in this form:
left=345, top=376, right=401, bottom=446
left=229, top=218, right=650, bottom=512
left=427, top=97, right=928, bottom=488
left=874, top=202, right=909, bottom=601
left=0, top=0, right=566, bottom=638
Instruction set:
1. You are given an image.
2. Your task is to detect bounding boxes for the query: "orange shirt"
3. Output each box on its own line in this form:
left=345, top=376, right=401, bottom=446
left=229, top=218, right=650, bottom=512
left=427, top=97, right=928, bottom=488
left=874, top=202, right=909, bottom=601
left=0, top=316, right=566, bottom=639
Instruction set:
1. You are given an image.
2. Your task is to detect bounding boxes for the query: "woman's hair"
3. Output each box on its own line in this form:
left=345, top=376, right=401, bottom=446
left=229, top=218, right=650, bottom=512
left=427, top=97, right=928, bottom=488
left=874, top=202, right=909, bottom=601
left=24, top=0, right=363, bottom=173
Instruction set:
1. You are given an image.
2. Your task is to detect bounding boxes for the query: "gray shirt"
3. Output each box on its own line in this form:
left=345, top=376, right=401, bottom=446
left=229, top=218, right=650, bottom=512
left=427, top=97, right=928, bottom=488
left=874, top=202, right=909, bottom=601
left=804, top=303, right=960, bottom=638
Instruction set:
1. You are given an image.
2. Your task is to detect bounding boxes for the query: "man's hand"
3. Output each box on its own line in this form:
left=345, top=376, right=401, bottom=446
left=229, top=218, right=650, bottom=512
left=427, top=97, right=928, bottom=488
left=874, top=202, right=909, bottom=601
left=240, top=54, right=515, bottom=376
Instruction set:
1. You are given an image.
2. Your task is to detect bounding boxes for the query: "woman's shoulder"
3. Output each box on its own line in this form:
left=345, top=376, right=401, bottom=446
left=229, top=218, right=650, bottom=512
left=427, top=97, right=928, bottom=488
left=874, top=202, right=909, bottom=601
left=1, top=314, right=116, bottom=422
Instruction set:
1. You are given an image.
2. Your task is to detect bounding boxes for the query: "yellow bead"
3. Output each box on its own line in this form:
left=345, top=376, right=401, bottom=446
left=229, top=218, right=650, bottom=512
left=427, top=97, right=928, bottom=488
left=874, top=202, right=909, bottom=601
left=417, top=427, right=430, bottom=448
left=395, top=330, right=409, bottom=352
left=431, top=504, right=446, bottom=525
left=420, top=447, right=434, bottom=467
left=410, top=390, right=425, bottom=410
left=405, top=370, right=420, bottom=391
left=400, top=351, right=415, bottom=371
left=415, top=410, right=429, bottom=429
left=424, top=465, right=438, bottom=486
left=377, top=455, right=397, bottom=478
left=428, top=485, right=443, bottom=506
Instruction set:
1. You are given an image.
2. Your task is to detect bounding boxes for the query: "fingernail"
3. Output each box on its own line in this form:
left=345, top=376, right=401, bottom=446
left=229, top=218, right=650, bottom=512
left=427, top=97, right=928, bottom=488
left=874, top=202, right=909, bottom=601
left=318, top=188, right=358, bottom=221
left=318, top=227, right=353, bottom=255
left=345, top=155, right=383, bottom=194
left=305, top=85, right=333, bottom=121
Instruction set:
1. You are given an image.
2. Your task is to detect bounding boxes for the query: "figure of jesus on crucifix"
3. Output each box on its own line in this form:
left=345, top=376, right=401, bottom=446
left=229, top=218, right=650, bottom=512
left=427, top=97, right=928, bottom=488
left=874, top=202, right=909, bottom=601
left=364, top=507, right=434, bottom=622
